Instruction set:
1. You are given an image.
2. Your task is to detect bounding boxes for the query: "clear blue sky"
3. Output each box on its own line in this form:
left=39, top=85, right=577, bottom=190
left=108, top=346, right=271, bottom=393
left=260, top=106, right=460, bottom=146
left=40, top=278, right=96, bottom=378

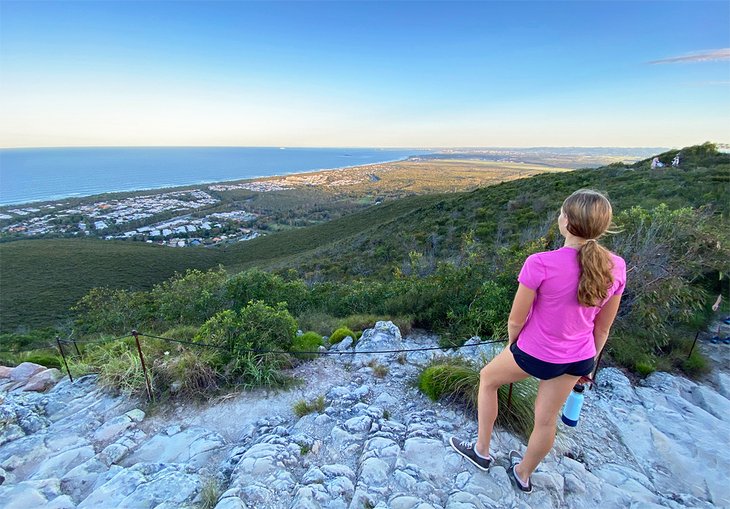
left=1, top=1, right=728, bottom=148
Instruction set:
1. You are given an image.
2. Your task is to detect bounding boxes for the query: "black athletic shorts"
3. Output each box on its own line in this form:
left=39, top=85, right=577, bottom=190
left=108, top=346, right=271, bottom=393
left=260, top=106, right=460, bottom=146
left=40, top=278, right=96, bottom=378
left=510, top=342, right=595, bottom=380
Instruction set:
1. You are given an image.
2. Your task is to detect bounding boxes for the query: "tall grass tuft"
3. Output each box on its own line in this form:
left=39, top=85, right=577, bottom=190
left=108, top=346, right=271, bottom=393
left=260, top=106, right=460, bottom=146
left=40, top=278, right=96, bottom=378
left=154, top=350, right=219, bottom=401
left=198, top=478, right=222, bottom=509
left=293, top=395, right=326, bottom=417
left=418, top=357, right=537, bottom=438
left=97, top=349, right=150, bottom=396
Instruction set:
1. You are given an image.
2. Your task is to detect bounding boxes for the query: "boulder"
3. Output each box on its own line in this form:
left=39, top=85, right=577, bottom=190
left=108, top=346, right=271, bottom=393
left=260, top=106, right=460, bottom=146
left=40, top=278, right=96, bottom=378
left=23, top=369, right=63, bottom=392
left=331, top=336, right=354, bottom=352
left=9, top=363, right=46, bottom=383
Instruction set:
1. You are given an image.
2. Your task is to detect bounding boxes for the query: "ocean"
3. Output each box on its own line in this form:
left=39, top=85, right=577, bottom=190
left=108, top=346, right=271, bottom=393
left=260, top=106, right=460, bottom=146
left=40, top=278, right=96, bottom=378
left=0, top=147, right=427, bottom=206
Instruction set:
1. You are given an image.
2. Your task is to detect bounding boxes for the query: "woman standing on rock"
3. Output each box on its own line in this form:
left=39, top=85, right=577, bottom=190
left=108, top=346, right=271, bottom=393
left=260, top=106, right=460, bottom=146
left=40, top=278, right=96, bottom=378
left=450, top=189, right=626, bottom=493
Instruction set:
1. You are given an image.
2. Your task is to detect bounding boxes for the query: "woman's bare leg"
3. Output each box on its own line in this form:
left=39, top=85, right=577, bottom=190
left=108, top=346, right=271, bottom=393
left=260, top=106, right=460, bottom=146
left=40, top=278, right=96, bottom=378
left=515, top=373, right=580, bottom=480
left=475, top=346, right=529, bottom=457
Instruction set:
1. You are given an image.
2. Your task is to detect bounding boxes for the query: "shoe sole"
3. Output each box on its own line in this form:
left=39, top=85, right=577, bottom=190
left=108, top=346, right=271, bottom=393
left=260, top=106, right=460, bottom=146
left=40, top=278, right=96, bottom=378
left=449, top=437, right=491, bottom=471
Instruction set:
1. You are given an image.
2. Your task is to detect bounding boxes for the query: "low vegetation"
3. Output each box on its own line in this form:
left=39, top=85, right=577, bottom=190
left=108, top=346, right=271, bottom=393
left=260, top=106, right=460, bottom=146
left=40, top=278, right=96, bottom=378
left=291, top=331, right=325, bottom=361
left=293, top=395, right=326, bottom=417
left=328, top=327, right=356, bottom=345
left=198, top=477, right=222, bottom=509
left=418, top=357, right=538, bottom=438
left=367, top=360, right=389, bottom=378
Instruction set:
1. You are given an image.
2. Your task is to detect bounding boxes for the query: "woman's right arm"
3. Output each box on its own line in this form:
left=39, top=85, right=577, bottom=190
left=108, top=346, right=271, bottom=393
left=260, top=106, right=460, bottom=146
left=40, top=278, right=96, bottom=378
left=593, top=294, right=622, bottom=357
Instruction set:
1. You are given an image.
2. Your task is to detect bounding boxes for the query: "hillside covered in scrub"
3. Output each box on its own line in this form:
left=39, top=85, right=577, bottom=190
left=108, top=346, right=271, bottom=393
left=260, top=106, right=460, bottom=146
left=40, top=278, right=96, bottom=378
left=1, top=143, right=729, bottom=381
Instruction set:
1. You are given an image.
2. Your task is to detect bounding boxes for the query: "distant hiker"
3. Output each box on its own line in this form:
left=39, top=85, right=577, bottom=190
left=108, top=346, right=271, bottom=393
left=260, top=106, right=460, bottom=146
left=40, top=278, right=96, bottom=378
left=651, top=157, right=664, bottom=169
left=712, top=293, right=722, bottom=312
left=672, top=154, right=680, bottom=167
left=449, top=189, right=625, bottom=493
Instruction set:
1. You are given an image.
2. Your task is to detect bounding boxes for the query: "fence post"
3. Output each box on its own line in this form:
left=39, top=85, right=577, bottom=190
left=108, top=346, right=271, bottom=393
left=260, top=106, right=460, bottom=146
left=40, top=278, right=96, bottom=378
left=687, top=330, right=701, bottom=360
left=56, top=336, right=73, bottom=383
left=72, top=339, right=82, bottom=358
left=132, top=330, right=154, bottom=402
left=590, top=346, right=605, bottom=390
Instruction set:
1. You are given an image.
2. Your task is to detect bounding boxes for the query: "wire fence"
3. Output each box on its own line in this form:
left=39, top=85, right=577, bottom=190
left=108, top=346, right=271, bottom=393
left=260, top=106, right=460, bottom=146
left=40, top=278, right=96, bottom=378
left=42, top=328, right=512, bottom=401
left=4, top=327, right=606, bottom=406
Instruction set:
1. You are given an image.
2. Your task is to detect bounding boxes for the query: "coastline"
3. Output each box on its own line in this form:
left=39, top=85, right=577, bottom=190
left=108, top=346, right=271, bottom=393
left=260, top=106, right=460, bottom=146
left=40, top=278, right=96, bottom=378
left=0, top=156, right=417, bottom=209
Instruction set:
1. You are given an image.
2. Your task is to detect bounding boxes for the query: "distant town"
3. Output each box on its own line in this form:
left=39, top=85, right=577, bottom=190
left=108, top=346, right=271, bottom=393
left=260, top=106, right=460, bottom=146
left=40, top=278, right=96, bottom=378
left=0, top=189, right=261, bottom=247
left=0, top=167, right=383, bottom=247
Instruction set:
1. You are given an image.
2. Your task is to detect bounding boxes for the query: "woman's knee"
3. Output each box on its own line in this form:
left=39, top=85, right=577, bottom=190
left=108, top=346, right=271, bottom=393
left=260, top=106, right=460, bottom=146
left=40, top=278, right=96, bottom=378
left=533, top=409, right=558, bottom=429
left=479, top=365, right=501, bottom=388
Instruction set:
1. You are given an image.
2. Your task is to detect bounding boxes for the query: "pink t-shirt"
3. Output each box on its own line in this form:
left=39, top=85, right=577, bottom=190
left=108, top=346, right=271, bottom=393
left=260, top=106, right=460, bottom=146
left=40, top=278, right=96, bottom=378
left=516, top=246, right=626, bottom=363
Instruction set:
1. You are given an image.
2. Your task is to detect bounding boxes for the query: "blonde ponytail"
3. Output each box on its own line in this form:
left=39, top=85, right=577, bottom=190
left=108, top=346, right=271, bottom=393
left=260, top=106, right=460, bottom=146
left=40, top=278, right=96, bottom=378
left=578, top=240, right=614, bottom=306
left=562, top=190, right=615, bottom=307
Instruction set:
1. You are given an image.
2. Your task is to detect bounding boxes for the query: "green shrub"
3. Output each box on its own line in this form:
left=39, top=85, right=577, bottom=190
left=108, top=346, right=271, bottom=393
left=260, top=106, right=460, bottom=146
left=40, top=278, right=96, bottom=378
left=634, top=360, right=656, bottom=377
left=22, top=353, right=62, bottom=369
left=418, top=357, right=537, bottom=438
left=196, top=301, right=296, bottom=385
left=0, top=346, right=62, bottom=369
left=226, top=268, right=309, bottom=315
left=293, top=395, right=326, bottom=417
left=609, top=205, right=729, bottom=352
left=73, top=287, right=154, bottom=336
left=329, top=327, right=356, bottom=345
left=446, top=280, right=513, bottom=340
left=291, top=332, right=324, bottom=361
left=238, top=300, right=297, bottom=351
left=195, top=309, right=239, bottom=360
left=0, top=328, right=59, bottom=353
left=152, top=267, right=229, bottom=326
left=159, top=325, right=200, bottom=342
left=682, top=350, right=710, bottom=376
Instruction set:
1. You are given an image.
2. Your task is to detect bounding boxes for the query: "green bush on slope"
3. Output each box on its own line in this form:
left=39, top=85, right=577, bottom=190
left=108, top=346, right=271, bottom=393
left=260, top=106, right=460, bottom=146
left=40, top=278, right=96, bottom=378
left=291, top=331, right=324, bottom=360
left=328, top=327, right=356, bottom=345
left=196, top=300, right=296, bottom=386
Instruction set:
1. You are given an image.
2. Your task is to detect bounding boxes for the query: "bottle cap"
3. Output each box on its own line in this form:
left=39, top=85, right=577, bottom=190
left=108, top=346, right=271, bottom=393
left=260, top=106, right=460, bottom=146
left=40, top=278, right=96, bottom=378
left=573, top=384, right=585, bottom=393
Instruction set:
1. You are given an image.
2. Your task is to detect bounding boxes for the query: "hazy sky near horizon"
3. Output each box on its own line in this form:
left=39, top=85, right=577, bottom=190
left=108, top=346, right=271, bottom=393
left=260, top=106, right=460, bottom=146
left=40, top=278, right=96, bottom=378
left=1, top=1, right=728, bottom=148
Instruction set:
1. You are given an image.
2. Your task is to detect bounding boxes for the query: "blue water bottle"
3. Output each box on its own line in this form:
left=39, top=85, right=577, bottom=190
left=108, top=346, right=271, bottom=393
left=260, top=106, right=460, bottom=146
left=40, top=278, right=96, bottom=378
left=561, top=384, right=585, bottom=427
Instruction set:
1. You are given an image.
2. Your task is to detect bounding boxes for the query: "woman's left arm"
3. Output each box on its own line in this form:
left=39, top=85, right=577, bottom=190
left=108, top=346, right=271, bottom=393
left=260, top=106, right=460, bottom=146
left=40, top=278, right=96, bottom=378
left=508, top=283, right=536, bottom=344
left=593, top=294, right=622, bottom=357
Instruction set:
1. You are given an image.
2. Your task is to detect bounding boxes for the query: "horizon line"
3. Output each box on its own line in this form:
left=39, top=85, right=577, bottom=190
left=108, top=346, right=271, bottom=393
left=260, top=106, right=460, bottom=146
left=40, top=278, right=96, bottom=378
left=0, top=143, right=685, bottom=151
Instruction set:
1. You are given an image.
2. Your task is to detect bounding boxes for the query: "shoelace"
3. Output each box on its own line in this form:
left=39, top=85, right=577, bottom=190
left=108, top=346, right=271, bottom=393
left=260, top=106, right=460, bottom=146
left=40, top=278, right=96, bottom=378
left=458, top=440, right=492, bottom=462
left=458, top=440, right=475, bottom=450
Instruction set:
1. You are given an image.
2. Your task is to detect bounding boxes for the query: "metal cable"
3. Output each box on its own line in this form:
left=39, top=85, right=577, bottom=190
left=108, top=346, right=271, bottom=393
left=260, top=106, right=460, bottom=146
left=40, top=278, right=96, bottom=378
left=138, top=332, right=506, bottom=355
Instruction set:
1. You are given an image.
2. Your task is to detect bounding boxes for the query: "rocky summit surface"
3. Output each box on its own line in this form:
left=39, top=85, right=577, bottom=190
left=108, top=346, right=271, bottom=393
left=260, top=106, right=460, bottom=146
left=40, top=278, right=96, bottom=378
left=1, top=320, right=729, bottom=509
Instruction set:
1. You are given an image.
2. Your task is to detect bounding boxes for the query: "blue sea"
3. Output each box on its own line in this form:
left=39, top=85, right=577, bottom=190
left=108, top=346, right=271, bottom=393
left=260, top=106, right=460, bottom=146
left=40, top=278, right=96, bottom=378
left=0, top=147, right=428, bottom=206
